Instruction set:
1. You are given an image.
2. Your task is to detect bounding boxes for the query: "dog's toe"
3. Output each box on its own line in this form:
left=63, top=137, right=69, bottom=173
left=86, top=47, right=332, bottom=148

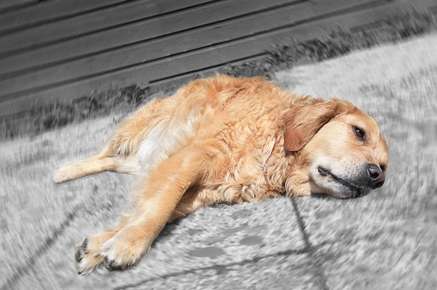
left=100, top=232, right=149, bottom=271
left=103, top=256, right=128, bottom=271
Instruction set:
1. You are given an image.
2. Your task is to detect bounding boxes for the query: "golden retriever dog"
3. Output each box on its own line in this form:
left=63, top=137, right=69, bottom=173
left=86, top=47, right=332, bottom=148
left=53, top=75, right=388, bottom=274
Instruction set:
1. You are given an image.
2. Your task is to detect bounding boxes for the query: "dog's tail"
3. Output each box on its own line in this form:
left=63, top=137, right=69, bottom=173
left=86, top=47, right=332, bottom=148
left=53, top=157, right=119, bottom=183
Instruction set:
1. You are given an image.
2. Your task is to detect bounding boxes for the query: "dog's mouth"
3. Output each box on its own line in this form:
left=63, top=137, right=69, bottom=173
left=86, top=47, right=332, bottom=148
left=317, top=166, right=367, bottom=198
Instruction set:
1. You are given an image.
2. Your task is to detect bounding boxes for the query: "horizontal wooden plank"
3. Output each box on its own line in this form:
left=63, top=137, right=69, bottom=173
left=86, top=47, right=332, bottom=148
left=0, top=0, right=220, bottom=56
left=0, top=0, right=130, bottom=35
left=0, top=0, right=299, bottom=75
left=0, top=0, right=37, bottom=12
left=409, top=0, right=437, bottom=10
left=0, top=0, right=399, bottom=117
left=0, top=0, right=380, bottom=98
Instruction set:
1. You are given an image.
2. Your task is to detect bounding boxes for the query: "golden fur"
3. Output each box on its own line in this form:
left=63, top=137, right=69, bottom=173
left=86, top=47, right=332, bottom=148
left=53, top=75, right=389, bottom=273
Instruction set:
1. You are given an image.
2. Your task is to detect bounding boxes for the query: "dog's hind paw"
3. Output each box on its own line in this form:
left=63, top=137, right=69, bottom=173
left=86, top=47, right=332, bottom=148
left=53, top=166, right=74, bottom=183
left=75, top=237, right=105, bottom=275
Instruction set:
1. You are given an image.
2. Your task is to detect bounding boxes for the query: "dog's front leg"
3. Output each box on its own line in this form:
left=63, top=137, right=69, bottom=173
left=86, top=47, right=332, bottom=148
left=285, top=169, right=312, bottom=197
left=100, top=145, right=210, bottom=270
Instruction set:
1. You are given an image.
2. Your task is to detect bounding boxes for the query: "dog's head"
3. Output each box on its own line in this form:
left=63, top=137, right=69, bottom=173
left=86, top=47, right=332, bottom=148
left=284, top=98, right=388, bottom=198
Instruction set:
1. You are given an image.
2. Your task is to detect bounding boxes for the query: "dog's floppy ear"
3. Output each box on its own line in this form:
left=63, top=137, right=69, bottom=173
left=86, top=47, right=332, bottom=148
left=284, top=99, right=351, bottom=152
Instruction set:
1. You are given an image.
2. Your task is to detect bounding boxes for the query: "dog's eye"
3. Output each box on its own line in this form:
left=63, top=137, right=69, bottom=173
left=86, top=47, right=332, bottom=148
left=352, top=126, right=366, bottom=141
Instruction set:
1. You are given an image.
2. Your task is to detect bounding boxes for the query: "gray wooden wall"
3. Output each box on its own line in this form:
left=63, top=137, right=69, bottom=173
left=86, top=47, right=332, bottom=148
left=0, top=0, right=435, bottom=117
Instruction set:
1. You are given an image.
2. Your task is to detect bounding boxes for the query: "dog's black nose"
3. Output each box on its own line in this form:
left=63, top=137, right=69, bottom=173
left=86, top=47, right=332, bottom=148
left=366, top=163, right=385, bottom=188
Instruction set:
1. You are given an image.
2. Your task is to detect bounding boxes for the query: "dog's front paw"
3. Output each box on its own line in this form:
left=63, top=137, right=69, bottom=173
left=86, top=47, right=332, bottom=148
left=285, top=175, right=311, bottom=197
left=101, top=228, right=150, bottom=271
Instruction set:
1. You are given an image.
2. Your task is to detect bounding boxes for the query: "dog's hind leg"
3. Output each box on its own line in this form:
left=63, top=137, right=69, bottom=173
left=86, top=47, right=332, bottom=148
left=53, top=137, right=145, bottom=183
left=53, top=98, right=171, bottom=183
left=106, top=97, right=173, bottom=157
left=52, top=153, right=137, bottom=183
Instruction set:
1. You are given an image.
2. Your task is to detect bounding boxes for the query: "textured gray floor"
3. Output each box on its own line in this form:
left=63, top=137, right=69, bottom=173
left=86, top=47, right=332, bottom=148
left=1, top=34, right=437, bottom=290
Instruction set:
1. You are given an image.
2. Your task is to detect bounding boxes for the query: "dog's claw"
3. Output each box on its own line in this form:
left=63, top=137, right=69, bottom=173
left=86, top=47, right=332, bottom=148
left=75, top=238, right=88, bottom=263
left=75, top=238, right=101, bottom=275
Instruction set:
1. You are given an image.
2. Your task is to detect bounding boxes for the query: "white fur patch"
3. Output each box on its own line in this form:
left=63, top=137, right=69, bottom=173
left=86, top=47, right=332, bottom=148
left=136, top=113, right=198, bottom=174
